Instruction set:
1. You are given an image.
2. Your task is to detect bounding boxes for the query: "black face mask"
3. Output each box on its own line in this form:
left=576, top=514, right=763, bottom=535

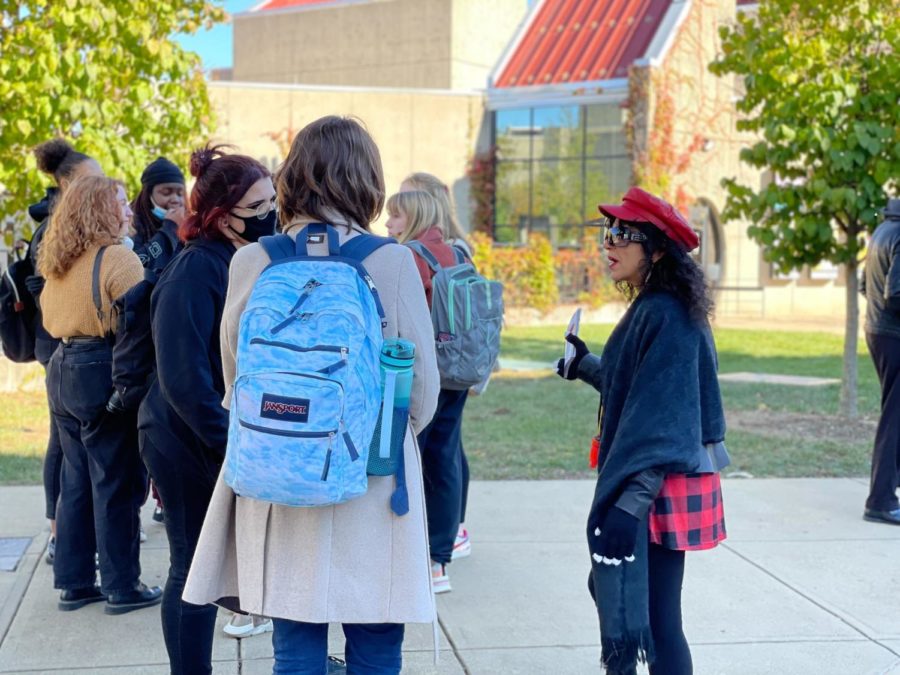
left=228, top=208, right=278, bottom=243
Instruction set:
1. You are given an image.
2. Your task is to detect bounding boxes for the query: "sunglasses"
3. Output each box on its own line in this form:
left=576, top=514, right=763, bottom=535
left=602, top=218, right=648, bottom=248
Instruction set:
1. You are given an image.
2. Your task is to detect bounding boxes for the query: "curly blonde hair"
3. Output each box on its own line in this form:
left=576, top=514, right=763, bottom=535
left=38, top=175, right=124, bottom=279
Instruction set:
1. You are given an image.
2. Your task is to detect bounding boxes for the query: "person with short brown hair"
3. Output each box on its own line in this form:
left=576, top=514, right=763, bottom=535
left=184, top=116, right=440, bottom=674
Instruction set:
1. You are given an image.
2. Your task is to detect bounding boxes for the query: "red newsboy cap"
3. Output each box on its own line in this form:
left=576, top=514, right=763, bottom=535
left=598, top=187, right=699, bottom=252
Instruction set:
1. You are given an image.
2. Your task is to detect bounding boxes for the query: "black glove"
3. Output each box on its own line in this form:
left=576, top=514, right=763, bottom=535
left=556, top=333, right=590, bottom=380
left=24, top=274, right=44, bottom=298
left=106, top=389, right=127, bottom=414
left=595, top=506, right=640, bottom=560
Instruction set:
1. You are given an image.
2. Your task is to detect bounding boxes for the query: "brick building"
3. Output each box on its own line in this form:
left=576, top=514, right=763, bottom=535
left=210, top=0, right=849, bottom=321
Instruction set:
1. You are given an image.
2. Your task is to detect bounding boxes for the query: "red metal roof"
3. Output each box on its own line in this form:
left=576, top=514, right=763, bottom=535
left=254, top=0, right=346, bottom=10
left=495, top=0, right=672, bottom=88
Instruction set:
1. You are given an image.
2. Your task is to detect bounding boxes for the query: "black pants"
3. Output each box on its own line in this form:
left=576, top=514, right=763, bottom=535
left=47, top=340, right=142, bottom=593
left=417, top=388, right=469, bottom=565
left=648, top=544, right=692, bottom=675
left=41, top=366, right=63, bottom=520
left=866, top=332, right=900, bottom=512
left=140, top=431, right=218, bottom=675
left=460, top=442, right=470, bottom=524
left=589, top=543, right=692, bottom=675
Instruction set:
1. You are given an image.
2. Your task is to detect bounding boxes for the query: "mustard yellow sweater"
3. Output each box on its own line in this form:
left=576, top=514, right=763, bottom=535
left=42, top=244, right=143, bottom=339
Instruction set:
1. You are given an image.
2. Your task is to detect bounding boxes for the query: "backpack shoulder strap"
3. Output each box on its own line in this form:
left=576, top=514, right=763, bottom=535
left=405, top=240, right=441, bottom=273
left=92, top=246, right=107, bottom=327
left=259, top=233, right=296, bottom=262
left=451, top=246, right=467, bottom=265
left=340, top=233, right=395, bottom=262
left=340, top=233, right=393, bottom=332
left=296, top=223, right=341, bottom=257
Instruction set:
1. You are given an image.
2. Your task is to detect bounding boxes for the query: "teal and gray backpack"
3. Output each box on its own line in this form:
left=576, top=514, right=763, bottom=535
left=406, top=240, right=503, bottom=390
left=223, top=223, right=391, bottom=508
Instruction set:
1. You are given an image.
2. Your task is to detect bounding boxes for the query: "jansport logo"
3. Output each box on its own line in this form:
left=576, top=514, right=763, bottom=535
left=263, top=401, right=307, bottom=416
left=259, top=394, right=310, bottom=423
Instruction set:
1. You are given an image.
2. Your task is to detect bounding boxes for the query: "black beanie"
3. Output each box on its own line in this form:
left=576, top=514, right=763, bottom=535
left=140, top=157, right=185, bottom=187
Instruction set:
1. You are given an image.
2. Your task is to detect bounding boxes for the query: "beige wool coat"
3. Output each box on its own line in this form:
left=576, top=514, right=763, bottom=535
left=182, top=221, right=440, bottom=624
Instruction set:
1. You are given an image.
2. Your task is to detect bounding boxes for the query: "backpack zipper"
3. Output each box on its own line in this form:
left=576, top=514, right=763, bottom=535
left=270, top=279, right=321, bottom=334
left=321, top=432, right=335, bottom=480
left=249, top=338, right=348, bottom=355
left=238, top=420, right=336, bottom=438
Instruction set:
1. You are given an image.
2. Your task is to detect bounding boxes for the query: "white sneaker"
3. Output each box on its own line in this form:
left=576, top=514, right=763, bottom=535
left=431, top=562, right=451, bottom=594
left=452, top=528, right=471, bottom=560
left=139, top=526, right=147, bottom=543
left=223, top=613, right=274, bottom=638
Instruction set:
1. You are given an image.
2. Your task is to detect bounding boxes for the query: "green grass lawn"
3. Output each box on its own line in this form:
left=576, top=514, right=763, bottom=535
left=0, top=325, right=880, bottom=484
left=0, top=391, right=49, bottom=485
left=463, top=325, right=879, bottom=480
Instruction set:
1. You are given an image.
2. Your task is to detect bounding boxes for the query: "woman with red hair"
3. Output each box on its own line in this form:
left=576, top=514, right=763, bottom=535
left=38, top=174, right=159, bottom=615
left=137, top=146, right=276, bottom=675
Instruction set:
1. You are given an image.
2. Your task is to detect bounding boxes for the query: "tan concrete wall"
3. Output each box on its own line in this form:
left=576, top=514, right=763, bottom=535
left=233, top=0, right=527, bottom=91
left=450, top=0, right=529, bottom=89
left=208, top=83, right=485, bottom=233
left=233, top=0, right=454, bottom=87
left=657, top=0, right=849, bottom=321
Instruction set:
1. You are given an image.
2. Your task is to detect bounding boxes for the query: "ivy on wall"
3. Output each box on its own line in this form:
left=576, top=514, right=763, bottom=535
left=467, top=146, right=497, bottom=234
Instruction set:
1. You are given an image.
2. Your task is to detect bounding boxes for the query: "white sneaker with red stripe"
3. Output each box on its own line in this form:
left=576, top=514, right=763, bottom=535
left=452, top=527, right=471, bottom=560
left=431, top=561, right=451, bottom=594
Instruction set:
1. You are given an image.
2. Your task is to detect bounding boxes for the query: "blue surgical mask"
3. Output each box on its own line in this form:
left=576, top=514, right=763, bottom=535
left=150, top=199, right=167, bottom=220
left=122, top=236, right=135, bottom=251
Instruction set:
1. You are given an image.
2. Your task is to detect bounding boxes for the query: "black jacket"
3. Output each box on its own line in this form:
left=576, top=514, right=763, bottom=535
left=132, top=218, right=181, bottom=274
left=137, top=238, right=235, bottom=469
left=26, top=188, right=60, bottom=365
left=863, top=200, right=900, bottom=339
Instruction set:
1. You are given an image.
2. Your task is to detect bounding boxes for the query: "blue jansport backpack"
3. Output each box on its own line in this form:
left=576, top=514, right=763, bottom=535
left=223, top=223, right=392, bottom=507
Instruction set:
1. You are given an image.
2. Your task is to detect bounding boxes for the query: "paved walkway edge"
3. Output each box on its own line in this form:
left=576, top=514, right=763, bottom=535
left=0, top=535, right=42, bottom=647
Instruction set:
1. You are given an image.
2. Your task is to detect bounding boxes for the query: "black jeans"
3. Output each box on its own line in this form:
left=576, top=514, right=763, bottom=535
left=460, top=442, right=470, bottom=524
left=47, top=340, right=142, bottom=593
left=866, top=332, right=900, bottom=512
left=42, top=366, right=63, bottom=520
left=140, top=430, right=218, bottom=675
left=417, top=388, right=469, bottom=565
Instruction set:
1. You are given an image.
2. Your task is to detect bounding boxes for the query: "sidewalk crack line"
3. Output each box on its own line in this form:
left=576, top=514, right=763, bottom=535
left=721, top=543, right=900, bottom=659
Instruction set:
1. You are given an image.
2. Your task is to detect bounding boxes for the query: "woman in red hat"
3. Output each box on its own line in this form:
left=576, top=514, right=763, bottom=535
left=557, top=187, right=729, bottom=675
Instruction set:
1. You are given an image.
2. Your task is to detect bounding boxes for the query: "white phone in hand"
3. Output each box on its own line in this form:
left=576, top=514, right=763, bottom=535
left=563, top=308, right=582, bottom=378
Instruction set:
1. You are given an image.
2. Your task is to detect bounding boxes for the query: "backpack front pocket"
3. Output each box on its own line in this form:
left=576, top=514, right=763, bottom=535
left=226, top=371, right=356, bottom=506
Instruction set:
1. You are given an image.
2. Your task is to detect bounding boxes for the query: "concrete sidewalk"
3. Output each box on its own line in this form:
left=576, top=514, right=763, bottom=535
left=0, top=479, right=898, bottom=674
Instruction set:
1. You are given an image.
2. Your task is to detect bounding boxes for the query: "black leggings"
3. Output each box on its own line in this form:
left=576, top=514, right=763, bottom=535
left=648, top=543, right=692, bottom=675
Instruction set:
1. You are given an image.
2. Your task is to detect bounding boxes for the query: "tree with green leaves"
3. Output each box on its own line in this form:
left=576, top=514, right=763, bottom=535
left=710, top=0, right=900, bottom=417
left=0, top=0, right=226, bottom=231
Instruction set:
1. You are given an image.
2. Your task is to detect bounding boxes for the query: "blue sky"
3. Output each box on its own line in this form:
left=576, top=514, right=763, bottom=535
left=174, top=0, right=258, bottom=71
left=175, top=0, right=536, bottom=71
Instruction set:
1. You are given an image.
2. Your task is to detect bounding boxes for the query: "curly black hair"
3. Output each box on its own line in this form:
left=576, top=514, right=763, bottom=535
left=614, top=220, right=713, bottom=322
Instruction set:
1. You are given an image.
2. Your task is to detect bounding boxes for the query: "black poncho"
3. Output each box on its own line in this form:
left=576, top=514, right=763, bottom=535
left=579, top=290, right=726, bottom=670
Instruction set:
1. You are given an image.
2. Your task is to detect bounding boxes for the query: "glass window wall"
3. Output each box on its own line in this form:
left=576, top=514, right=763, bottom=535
left=493, top=103, right=630, bottom=247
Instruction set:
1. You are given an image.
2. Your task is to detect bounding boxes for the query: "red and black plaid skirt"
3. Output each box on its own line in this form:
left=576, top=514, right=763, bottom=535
left=648, top=472, right=726, bottom=551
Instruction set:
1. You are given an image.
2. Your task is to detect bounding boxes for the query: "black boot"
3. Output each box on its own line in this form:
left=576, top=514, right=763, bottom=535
left=105, top=582, right=162, bottom=615
left=58, top=585, right=106, bottom=611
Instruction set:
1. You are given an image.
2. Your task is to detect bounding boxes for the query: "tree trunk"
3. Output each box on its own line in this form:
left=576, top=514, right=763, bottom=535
left=840, top=257, right=860, bottom=418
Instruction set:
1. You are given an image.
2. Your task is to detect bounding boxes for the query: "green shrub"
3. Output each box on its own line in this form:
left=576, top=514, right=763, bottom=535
left=472, top=232, right=616, bottom=312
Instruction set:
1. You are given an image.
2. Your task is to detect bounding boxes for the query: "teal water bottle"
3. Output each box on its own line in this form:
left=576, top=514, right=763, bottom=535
left=367, top=338, right=415, bottom=477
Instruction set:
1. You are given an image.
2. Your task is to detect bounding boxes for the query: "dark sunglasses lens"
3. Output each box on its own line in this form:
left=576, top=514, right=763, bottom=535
left=605, top=226, right=625, bottom=246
